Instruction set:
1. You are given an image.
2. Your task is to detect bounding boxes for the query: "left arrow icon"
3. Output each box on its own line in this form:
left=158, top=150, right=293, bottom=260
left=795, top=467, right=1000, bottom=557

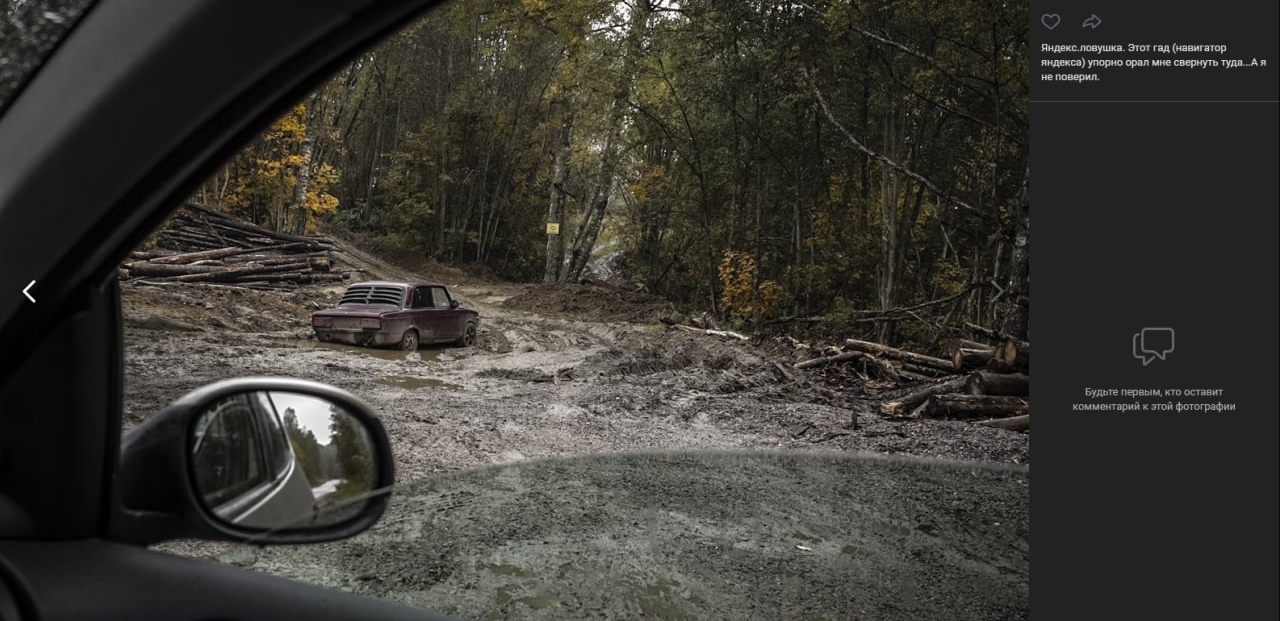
left=22, top=280, right=36, bottom=303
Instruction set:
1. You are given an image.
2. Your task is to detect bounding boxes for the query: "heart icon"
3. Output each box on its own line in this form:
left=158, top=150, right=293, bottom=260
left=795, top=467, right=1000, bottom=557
left=1041, top=13, right=1061, bottom=30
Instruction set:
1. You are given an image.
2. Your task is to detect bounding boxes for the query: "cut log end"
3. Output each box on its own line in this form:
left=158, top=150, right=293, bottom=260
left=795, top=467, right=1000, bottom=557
left=994, top=339, right=1031, bottom=372
left=952, top=347, right=995, bottom=372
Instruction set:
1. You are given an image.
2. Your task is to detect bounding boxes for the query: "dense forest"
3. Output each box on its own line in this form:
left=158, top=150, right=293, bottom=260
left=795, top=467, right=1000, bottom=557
left=191, top=0, right=1030, bottom=346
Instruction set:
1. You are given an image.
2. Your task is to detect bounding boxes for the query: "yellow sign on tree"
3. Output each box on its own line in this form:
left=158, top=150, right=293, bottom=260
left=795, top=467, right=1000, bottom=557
left=546, top=222, right=560, bottom=235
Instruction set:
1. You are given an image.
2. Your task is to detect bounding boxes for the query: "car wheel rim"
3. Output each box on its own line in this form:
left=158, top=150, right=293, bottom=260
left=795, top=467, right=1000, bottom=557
left=402, top=332, right=417, bottom=350
left=464, top=325, right=476, bottom=346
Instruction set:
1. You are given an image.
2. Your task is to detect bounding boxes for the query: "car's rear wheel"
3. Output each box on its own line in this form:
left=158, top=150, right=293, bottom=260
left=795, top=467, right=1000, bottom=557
left=398, top=329, right=419, bottom=351
left=456, top=322, right=476, bottom=347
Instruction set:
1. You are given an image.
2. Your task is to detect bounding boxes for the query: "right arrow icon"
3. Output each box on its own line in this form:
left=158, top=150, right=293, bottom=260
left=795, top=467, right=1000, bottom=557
left=22, top=280, right=35, bottom=303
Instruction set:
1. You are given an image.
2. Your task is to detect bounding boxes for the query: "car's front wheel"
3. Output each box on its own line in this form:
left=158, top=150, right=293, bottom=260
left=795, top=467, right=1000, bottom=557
left=456, top=322, right=476, bottom=347
left=399, top=329, right=419, bottom=351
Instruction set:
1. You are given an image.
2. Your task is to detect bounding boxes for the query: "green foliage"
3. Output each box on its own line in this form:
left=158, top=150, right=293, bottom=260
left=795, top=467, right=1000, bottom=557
left=282, top=410, right=327, bottom=486
left=328, top=410, right=374, bottom=503
left=194, top=0, right=1029, bottom=344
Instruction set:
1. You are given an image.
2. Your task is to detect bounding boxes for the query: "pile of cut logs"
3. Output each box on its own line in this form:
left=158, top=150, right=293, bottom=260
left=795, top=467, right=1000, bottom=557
left=796, top=333, right=1031, bottom=431
left=118, top=202, right=349, bottom=290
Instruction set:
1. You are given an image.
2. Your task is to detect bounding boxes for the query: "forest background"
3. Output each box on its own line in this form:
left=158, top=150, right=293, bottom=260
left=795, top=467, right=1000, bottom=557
left=188, top=0, right=1030, bottom=348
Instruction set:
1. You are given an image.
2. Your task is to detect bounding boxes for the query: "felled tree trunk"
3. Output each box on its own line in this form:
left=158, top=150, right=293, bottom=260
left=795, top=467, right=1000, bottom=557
left=995, top=339, right=1031, bottom=372
left=922, top=395, right=1029, bottom=420
left=977, top=415, right=1030, bottom=431
left=880, top=377, right=969, bottom=416
left=945, top=338, right=993, bottom=353
left=845, top=339, right=954, bottom=374
left=965, top=371, right=1030, bottom=397
left=795, top=351, right=865, bottom=370
left=953, top=347, right=996, bottom=372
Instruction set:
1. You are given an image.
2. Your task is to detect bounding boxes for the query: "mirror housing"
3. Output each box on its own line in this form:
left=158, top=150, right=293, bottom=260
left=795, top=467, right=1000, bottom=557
left=112, top=377, right=395, bottom=546
left=449, top=299, right=459, bottom=309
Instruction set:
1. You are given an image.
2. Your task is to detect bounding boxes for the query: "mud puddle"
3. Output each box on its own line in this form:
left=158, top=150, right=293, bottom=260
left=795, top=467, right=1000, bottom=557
left=375, top=376, right=463, bottom=391
left=281, top=338, right=446, bottom=362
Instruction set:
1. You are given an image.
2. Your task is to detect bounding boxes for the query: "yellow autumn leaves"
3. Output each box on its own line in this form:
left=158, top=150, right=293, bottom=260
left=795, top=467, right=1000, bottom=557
left=718, top=250, right=782, bottom=323
left=215, top=102, right=339, bottom=234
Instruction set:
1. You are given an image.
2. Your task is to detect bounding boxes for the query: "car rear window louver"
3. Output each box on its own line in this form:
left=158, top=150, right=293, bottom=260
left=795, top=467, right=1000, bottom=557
left=338, top=285, right=404, bottom=306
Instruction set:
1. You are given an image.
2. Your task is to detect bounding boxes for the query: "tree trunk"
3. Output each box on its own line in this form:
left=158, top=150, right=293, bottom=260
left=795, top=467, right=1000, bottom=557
left=144, top=246, right=250, bottom=265
left=977, top=415, right=1030, bottom=431
left=561, top=0, right=651, bottom=284
left=922, top=395, right=1029, bottom=420
left=544, top=104, right=571, bottom=284
left=953, top=347, right=996, bottom=372
left=1001, top=165, right=1030, bottom=340
left=995, top=339, right=1031, bottom=373
left=898, top=362, right=951, bottom=378
left=166, top=262, right=312, bottom=283
left=945, top=338, right=993, bottom=353
left=964, top=371, right=1030, bottom=397
left=877, top=108, right=904, bottom=343
left=795, top=351, right=864, bottom=370
left=880, top=376, right=968, bottom=416
left=565, top=190, right=608, bottom=282
left=123, top=262, right=231, bottom=278
left=845, top=338, right=954, bottom=373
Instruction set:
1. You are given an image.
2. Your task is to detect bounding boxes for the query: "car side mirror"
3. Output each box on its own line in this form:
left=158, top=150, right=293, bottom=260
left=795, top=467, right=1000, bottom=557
left=112, top=378, right=394, bottom=546
left=449, top=299, right=459, bottom=309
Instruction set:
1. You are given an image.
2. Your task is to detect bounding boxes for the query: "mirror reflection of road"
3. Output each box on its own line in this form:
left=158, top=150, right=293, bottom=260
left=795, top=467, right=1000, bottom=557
left=276, top=394, right=375, bottom=505
left=233, top=452, right=1029, bottom=620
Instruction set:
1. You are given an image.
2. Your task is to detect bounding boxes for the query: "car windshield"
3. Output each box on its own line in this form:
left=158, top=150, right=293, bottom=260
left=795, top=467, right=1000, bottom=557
left=0, top=0, right=96, bottom=113
left=121, top=0, right=1030, bottom=619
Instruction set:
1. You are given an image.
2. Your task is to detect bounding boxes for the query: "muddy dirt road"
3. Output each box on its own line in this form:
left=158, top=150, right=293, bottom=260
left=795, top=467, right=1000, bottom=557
left=122, top=246, right=1029, bottom=620
left=123, top=286, right=1028, bottom=480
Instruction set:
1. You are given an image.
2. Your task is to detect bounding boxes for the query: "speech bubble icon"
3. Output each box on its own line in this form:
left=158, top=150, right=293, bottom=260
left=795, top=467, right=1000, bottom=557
left=1133, top=327, right=1175, bottom=365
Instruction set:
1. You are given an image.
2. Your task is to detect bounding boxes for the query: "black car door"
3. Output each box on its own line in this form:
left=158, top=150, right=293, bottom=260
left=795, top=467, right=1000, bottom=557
left=0, top=1, right=456, bottom=620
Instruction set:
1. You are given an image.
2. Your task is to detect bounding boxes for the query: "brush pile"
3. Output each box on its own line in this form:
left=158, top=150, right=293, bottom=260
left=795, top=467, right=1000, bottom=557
left=796, top=331, right=1031, bottom=431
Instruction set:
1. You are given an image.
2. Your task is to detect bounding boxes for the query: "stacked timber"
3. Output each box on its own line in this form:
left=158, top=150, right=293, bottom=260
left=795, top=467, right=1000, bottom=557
left=795, top=333, right=1032, bottom=431
left=118, top=203, right=349, bottom=290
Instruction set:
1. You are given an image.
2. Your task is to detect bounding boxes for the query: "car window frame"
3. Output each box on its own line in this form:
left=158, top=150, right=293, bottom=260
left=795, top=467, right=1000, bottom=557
left=411, top=285, right=431, bottom=308
left=192, top=394, right=272, bottom=509
left=254, top=391, right=293, bottom=480
left=0, top=1, right=481, bottom=619
left=429, top=286, right=450, bottom=308
left=0, top=0, right=100, bottom=117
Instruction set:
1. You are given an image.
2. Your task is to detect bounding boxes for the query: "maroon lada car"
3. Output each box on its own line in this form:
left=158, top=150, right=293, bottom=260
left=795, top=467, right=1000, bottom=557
left=312, top=281, right=479, bottom=350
